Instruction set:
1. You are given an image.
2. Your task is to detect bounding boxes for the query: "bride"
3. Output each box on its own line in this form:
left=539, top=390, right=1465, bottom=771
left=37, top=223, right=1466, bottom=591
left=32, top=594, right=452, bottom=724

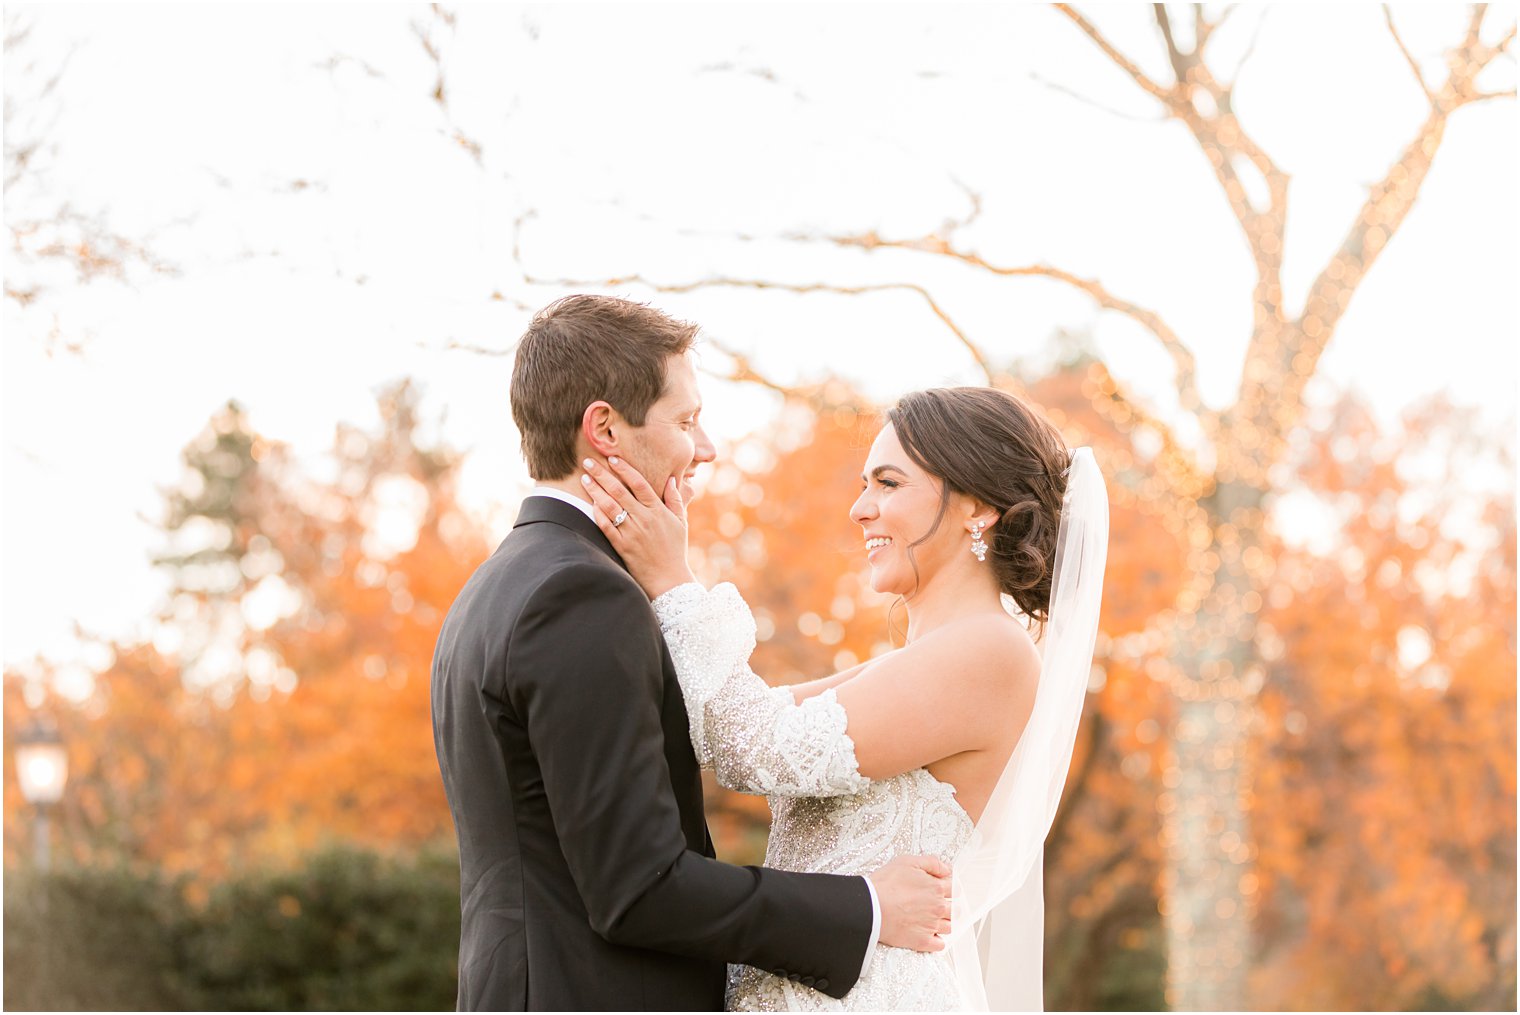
left=581, top=386, right=1109, bottom=1011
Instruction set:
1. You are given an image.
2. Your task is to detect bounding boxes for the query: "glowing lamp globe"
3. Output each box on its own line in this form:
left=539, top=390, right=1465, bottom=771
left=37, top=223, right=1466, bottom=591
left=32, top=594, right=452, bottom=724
left=16, top=722, right=67, bottom=806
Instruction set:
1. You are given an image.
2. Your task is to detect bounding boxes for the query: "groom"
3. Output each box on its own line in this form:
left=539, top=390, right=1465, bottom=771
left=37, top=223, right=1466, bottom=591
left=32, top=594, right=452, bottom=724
left=432, top=295, right=951, bottom=1011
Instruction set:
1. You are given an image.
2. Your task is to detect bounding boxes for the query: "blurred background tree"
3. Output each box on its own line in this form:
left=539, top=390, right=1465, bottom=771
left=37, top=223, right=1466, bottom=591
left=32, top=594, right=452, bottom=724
left=4, top=3, right=1514, bottom=1011
left=520, top=5, right=1515, bottom=1007
left=5, top=350, right=1512, bottom=1010
left=4, top=381, right=484, bottom=883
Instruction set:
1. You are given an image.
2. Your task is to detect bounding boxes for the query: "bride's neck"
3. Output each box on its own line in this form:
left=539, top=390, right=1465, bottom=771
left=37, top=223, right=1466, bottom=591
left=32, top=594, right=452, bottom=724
left=902, top=562, right=1006, bottom=642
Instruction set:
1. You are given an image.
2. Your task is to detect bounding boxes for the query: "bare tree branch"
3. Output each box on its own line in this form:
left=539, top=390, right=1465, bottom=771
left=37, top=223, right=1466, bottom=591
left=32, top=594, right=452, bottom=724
left=1384, top=6, right=1437, bottom=107
left=1252, top=11, right=1511, bottom=439
left=1493, top=21, right=1517, bottom=55
left=4, top=15, right=175, bottom=335
left=313, top=53, right=386, bottom=80
left=701, top=335, right=825, bottom=400
left=1223, top=7, right=1268, bottom=88
left=1465, top=3, right=1488, bottom=51
left=519, top=264, right=997, bottom=383
left=1062, top=5, right=1290, bottom=356
left=1153, top=4, right=1194, bottom=88
left=696, top=60, right=810, bottom=104
left=1194, top=3, right=1237, bottom=57
left=943, top=176, right=984, bottom=235
left=1055, top=4, right=1179, bottom=108
left=1027, top=70, right=1168, bottom=122
left=506, top=3, right=1504, bottom=516
left=411, top=5, right=484, bottom=168
left=816, top=230, right=1204, bottom=413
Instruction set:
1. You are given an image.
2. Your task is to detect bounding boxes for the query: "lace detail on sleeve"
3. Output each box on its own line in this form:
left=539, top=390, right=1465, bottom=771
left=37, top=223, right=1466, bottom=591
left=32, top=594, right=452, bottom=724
left=653, top=582, right=870, bottom=797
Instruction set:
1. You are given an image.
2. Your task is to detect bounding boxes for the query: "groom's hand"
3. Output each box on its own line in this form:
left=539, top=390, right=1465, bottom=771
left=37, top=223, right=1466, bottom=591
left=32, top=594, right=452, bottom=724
left=869, top=855, right=953, bottom=953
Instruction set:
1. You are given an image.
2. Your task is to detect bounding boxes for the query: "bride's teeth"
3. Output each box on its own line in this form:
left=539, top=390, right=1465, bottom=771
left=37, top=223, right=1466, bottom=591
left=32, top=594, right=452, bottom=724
left=866, top=537, right=893, bottom=550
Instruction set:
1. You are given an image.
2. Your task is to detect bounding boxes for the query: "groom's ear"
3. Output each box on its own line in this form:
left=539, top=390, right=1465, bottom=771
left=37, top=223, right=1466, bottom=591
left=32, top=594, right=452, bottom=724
left=581, top=400, right=623, bottom=457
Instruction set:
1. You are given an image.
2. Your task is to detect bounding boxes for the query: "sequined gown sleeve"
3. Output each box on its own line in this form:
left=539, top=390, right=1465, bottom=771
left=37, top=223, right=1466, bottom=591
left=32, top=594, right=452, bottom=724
left=651, top=582, right=871, bottom=798
left=652, top=582, right=972, bottom=1012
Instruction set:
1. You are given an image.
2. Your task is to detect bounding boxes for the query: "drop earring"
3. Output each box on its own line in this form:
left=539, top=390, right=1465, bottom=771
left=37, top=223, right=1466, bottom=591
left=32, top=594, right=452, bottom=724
left=970, top=521, right=988, bottom=562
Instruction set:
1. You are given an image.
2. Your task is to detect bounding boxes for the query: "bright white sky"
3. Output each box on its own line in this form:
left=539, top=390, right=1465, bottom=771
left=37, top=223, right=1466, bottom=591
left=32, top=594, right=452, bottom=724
left=3, top=2, right=1516, bottom=683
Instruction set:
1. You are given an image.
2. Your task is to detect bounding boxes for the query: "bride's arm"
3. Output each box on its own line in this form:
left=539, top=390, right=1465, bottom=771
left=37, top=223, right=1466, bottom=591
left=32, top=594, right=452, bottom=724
left=654, top=581, right=1039, bottom=793
left=786, top=652, right=895, bottom=703
left=652, top=581, right=873, bottom=797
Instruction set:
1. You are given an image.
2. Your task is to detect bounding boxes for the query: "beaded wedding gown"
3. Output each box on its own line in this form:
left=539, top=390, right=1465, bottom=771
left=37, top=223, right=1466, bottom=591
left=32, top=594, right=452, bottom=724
left=654, top=581, right=970, bottom=1012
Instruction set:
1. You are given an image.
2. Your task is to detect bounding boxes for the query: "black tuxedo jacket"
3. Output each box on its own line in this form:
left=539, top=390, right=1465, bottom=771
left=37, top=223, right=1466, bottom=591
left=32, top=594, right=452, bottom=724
left=431, top=496, right=873, bottom=1010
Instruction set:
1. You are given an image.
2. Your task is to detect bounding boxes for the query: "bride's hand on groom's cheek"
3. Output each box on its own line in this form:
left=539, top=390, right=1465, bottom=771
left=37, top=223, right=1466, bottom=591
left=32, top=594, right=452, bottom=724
left=582, top=457, right=697, bottom=600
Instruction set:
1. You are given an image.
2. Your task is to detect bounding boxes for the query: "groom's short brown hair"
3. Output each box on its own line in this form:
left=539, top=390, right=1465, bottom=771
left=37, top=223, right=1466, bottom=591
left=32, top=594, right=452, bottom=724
left=511, top=294, right=699, bottom=480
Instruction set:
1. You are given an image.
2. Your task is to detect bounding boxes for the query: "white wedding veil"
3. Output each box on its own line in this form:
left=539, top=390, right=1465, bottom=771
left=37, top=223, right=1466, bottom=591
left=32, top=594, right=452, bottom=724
left=947, top=446, right=1109, bottom=1011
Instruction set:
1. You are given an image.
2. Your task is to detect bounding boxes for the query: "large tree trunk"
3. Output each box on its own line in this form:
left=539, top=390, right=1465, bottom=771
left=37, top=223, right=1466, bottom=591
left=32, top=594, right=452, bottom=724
left=1163, top=695, right=1256, bottom=1009
left=1162, top=478, right=1267, bottom=1008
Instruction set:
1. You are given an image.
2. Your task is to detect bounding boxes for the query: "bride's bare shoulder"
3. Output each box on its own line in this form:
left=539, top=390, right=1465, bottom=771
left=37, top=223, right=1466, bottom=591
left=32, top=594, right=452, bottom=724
left=917, top=612, right=1041, bottom=692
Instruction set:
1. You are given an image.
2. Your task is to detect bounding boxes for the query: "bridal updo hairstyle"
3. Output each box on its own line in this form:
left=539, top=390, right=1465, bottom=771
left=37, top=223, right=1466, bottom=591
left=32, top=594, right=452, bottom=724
left=887, top=387, right=1071, bottom=623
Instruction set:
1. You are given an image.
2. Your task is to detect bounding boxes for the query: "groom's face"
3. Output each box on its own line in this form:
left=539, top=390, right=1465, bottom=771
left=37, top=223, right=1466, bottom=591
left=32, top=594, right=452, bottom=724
left=618, top=353, right=715, bottom=503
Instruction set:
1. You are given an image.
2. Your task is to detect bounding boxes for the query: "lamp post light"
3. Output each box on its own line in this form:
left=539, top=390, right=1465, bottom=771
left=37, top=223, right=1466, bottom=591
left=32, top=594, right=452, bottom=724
left=16, top=718, right=68, bottom=872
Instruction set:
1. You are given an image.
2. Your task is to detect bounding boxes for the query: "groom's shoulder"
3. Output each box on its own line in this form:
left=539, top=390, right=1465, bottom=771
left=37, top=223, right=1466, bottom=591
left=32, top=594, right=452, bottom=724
left=482, top=527, right=645, bottom=613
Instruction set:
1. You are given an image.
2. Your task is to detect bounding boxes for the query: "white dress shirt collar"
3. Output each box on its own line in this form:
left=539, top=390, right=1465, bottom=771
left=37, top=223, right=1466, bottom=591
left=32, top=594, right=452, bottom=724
left=527, top=486, right=597, bottom=523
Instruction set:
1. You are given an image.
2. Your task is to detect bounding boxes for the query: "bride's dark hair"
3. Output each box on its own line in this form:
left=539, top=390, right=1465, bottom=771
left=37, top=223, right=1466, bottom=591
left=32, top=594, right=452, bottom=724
left=886, top=387, right=1071, bottom=624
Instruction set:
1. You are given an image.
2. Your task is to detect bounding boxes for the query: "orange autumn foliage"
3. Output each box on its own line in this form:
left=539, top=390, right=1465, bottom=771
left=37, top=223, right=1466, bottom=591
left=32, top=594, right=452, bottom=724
left=1248, top=396, right=1516, bottom=1009
left=4, top=367, right=1512, bottom=1008
left=4, top=382, right=487, bottom=880
left=686, top=367, right=1513, bottom=1009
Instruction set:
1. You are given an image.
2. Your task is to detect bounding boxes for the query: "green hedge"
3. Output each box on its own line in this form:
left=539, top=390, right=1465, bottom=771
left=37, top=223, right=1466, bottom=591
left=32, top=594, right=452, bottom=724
left=4, top=861, right=190, bottom=1010
left=4, top=846, right=461, bottom=1011
left=7, top=843, right=1170, bottom=1011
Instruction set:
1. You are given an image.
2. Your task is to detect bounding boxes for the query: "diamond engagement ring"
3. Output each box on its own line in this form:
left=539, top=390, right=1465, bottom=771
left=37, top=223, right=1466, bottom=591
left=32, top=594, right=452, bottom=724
left=612, top=509, right=629, bottom=527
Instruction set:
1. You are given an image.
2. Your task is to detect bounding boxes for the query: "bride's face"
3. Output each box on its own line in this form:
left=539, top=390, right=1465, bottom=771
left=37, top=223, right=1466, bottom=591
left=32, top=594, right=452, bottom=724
left=850, top=424, right=958, bottom=596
